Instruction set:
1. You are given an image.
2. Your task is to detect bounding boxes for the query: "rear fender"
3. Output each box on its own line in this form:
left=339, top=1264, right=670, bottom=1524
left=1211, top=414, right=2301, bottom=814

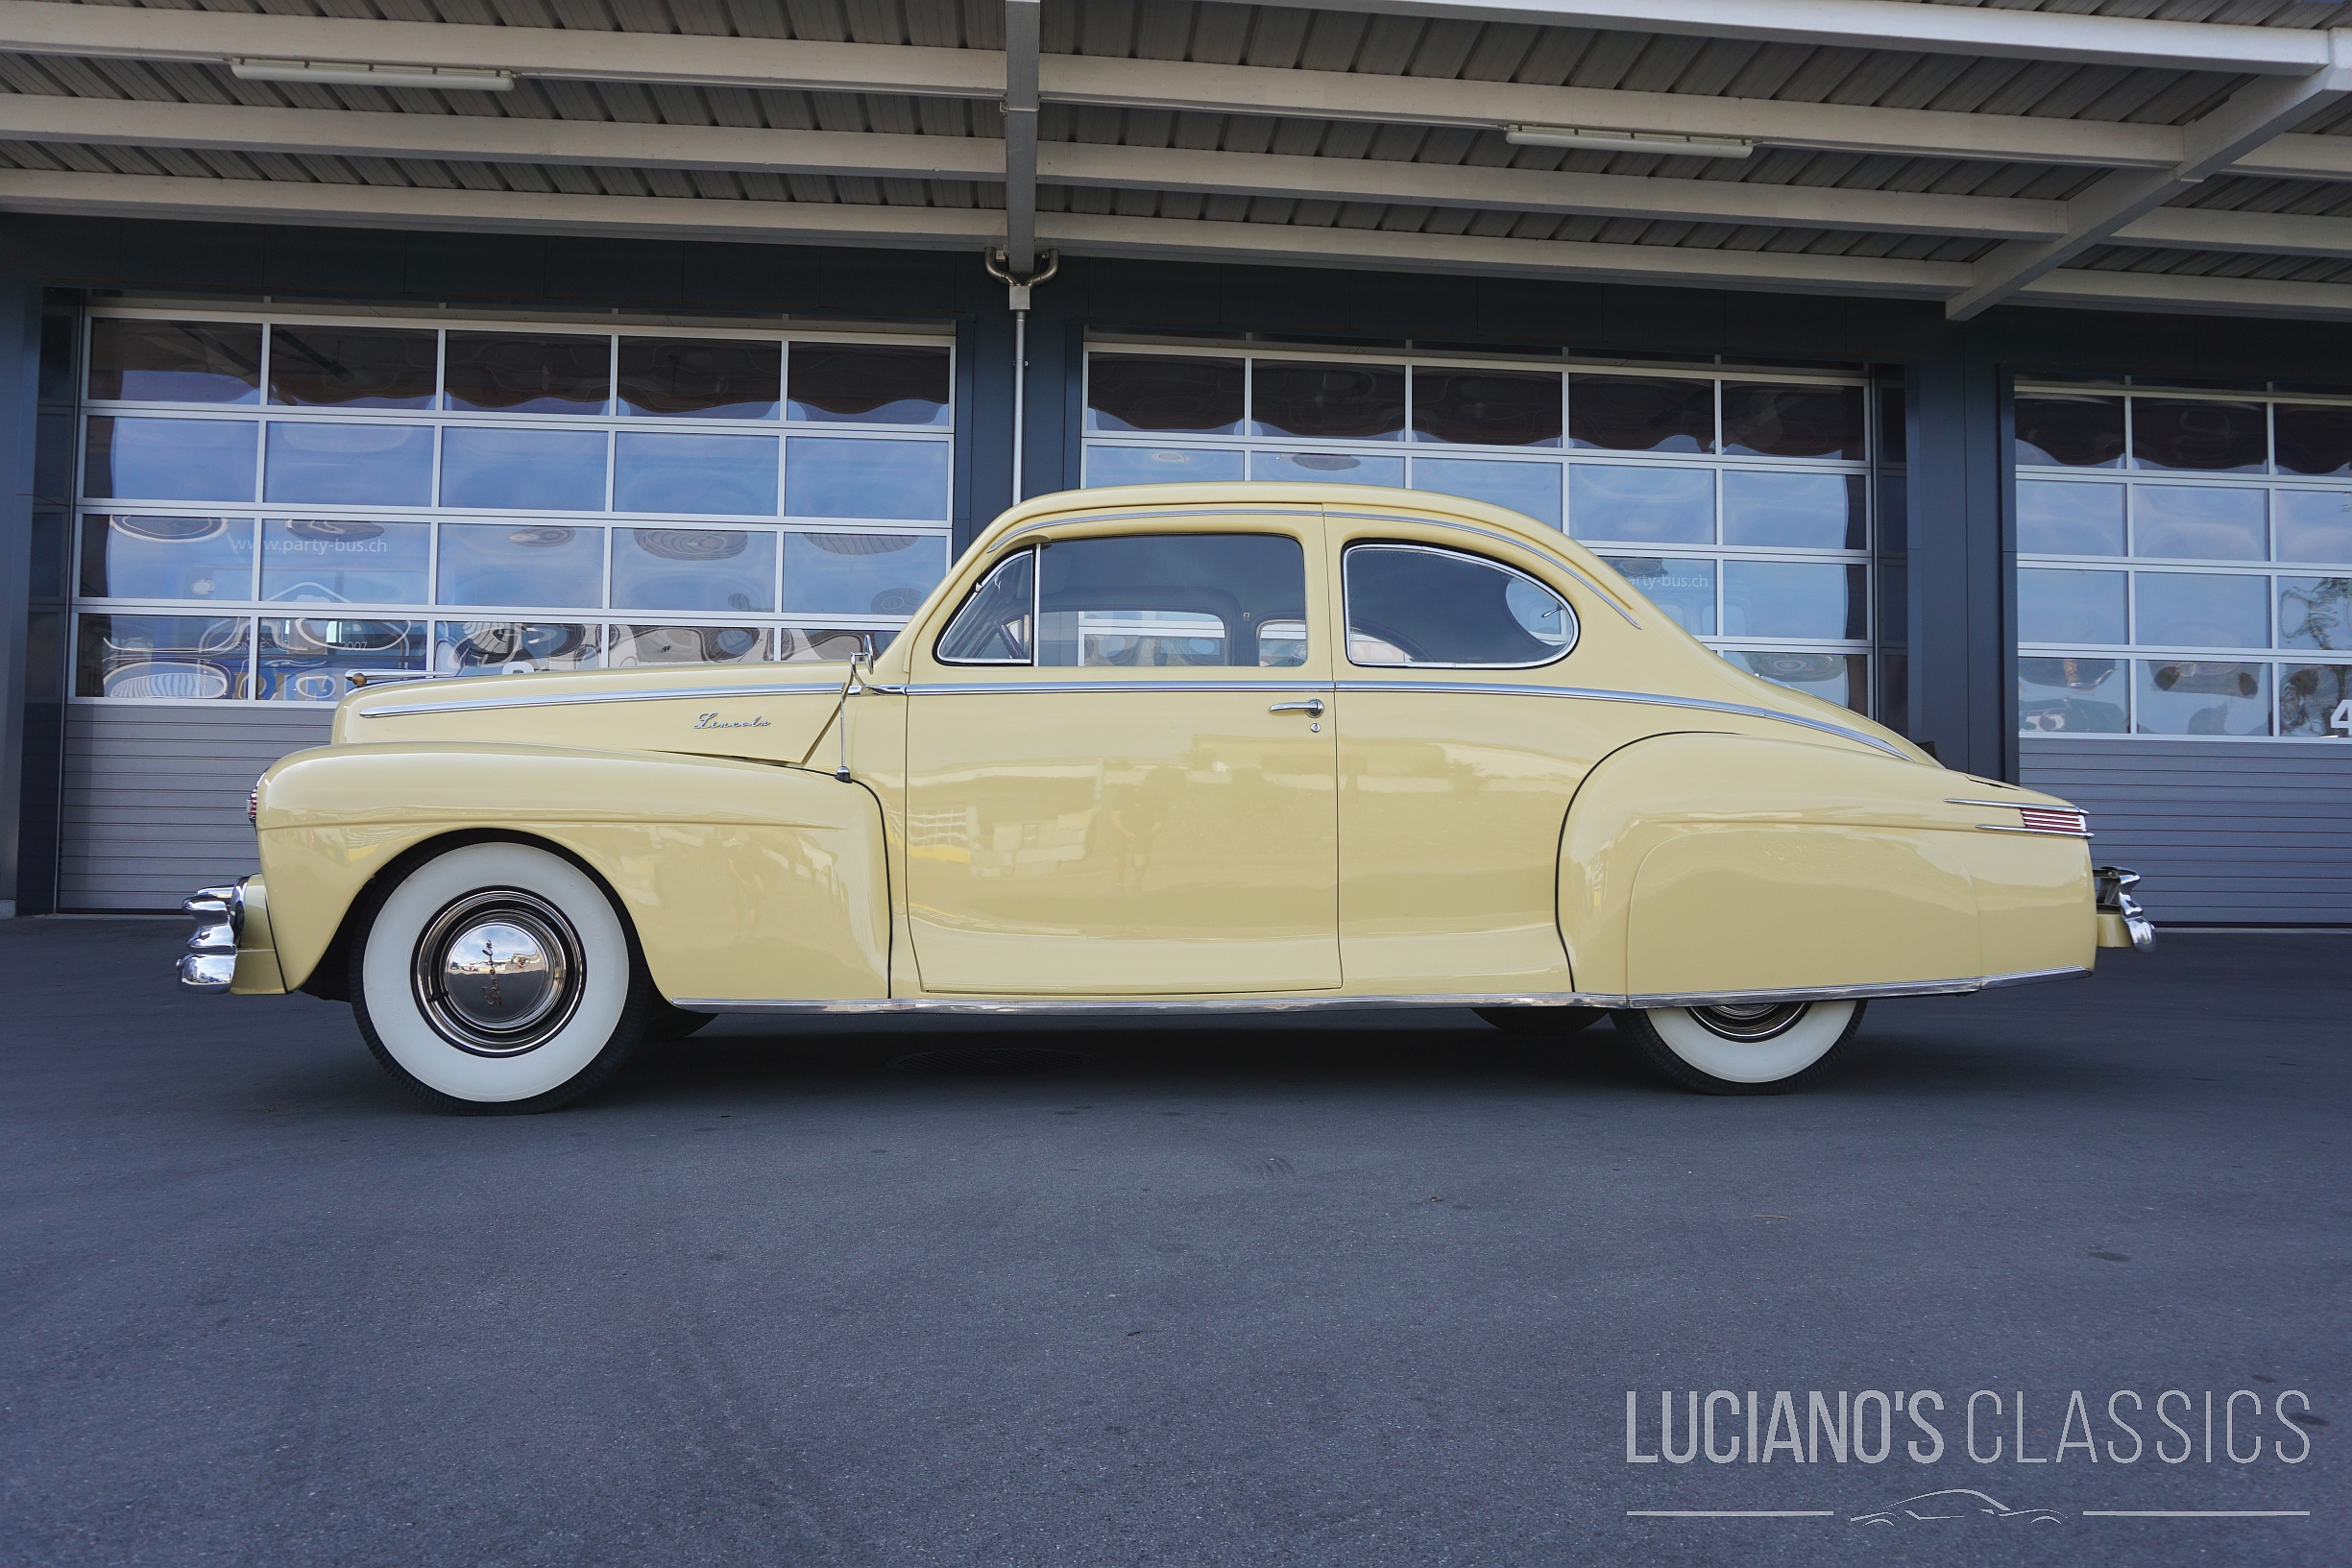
left=1559, top=733, right=2083, bottom=995
left=256, top=741, right=890, bottom=1002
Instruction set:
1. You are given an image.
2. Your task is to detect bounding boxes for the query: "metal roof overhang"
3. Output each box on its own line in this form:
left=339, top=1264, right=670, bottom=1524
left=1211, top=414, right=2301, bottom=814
left=1, top=0, right=2350, bottom=322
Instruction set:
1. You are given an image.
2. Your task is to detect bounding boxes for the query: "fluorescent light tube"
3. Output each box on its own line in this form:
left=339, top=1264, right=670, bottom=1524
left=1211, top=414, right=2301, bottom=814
left=1505, top=125, right=1754, bottom=158
left=230, top=60, right=516, bottom=90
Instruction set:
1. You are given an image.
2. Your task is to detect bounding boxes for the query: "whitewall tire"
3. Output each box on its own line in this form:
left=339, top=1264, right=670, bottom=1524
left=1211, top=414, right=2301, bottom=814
left=351, top=841, right=651, bottom=1114
left=1612, top=1000, right=1865, bottom=1096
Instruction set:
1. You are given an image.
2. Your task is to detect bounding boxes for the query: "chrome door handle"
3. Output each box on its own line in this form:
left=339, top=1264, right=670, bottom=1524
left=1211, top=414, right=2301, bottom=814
left=1269, top=699, right=1325, bottom=716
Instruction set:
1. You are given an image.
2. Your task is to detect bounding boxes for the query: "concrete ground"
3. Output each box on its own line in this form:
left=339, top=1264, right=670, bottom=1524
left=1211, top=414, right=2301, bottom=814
left=0, top=919, right=2341, bottom=1568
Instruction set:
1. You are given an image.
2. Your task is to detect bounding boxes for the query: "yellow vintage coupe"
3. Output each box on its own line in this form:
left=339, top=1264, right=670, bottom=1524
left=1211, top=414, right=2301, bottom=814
left=179, top=483, right=2152, bottom=1110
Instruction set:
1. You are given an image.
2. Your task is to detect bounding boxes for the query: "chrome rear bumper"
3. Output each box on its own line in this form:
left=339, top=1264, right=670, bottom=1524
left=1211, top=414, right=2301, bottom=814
left=178, top=880, right=244, bottom=991
left=2095, top=865, right=2156, bottom=953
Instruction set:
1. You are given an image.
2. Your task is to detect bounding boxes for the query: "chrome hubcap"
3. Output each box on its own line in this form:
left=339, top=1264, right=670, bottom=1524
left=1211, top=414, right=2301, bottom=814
left=411, top=889, right=584, bottom=1056
left=1686, top=1001, right=1809, bottom=1043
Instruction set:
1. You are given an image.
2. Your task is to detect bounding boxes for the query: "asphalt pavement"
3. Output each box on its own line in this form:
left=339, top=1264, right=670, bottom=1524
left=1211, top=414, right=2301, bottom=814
left=1, top=918, right=2342, bottom=1568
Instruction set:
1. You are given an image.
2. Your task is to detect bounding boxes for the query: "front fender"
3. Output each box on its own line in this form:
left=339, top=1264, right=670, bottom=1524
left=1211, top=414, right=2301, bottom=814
left=256, top=741, right=890, bottom=1002
left=1559, top=733, right=2093, bottom=996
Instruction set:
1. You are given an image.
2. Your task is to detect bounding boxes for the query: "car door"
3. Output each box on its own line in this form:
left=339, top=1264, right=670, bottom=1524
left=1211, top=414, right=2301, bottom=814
left=1330, top=527, right=1626, bottom=995
left=903, top=519, right=1339, bottom=995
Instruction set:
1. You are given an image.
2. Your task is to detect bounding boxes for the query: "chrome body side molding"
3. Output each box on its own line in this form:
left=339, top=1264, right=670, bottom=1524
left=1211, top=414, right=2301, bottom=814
left=673, top=966, right=2089, bottom=1017
left=355, top=680, right=846, bottom=718
left=1332, top=679, right=1904, bottom=757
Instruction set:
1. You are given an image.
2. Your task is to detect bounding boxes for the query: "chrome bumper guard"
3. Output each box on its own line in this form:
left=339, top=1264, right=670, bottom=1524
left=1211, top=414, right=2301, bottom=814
left=2094, top=865, right=2156, bottom=953
left=179, top=880, right=244, bottom=991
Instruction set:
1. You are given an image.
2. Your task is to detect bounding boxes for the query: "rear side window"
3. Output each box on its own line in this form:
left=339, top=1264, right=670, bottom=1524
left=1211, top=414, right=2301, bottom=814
left=1345, top=543, right=1576, bottom=667
left=941, top=532, right=1307, bottom=668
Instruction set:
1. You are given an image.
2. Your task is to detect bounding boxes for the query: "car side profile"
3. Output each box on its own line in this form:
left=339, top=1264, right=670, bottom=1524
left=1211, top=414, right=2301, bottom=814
left=179, top=482, right=2153, bottom=1110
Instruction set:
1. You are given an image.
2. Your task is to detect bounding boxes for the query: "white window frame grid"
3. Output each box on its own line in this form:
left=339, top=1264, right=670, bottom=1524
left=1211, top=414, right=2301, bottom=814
left=1079, top=342, right=1875, bottom=714
left=2015, top=379, right=2352, bottom=742
left=71, top=305, right=957, bottom=706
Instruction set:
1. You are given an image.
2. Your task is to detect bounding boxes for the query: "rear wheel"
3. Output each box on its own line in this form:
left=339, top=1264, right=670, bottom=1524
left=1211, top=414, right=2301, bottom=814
left=1612, top=1000, right=1864, bottom=1096
left=1474, top=1005, right=1604, bottom=1036
left=350, top=841, right=652, bottom=1114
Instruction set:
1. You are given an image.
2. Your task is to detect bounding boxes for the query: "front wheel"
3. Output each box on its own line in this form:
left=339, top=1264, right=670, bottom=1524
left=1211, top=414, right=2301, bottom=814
left=350, top=841, right=653, bottom=1114
left=1612, top=1000, right=1865, bottom=1096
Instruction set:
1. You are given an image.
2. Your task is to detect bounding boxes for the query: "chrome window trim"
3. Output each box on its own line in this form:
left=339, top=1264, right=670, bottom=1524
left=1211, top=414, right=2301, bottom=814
left=985, top=508, right=1321, bottom=556
left=934, top=545, right=1037, bottom=666
left=1330, top=678, right=1904, bottom=757
left=1341, top=540, right=1580, bottom=671
left=674, top=966, right=2087, bottom=1016
left=1322, top=510, right=1642, bottom=628
left=354, top=680, right=845, bottom=717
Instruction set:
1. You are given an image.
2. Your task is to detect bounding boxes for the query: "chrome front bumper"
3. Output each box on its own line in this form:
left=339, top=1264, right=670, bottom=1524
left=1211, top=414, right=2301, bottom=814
left=178, top=880, right=245, bottom=991
left=2095, top=865, right=2156, bottom=953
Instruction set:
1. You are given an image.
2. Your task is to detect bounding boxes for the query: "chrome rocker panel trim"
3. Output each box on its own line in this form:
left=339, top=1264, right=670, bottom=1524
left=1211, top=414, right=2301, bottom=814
left=674, top=966, right=2089, bottom=1017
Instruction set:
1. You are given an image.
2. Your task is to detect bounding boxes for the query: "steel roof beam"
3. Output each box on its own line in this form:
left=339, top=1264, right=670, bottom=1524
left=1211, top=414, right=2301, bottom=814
left=1002, top=0, right=1041, bottom=277
left=1270, top=0, right=2342, bottom=75
left=10, top=1, right=2352, bottom=183
left=6, top=166, right=2351, bottom=322
left=1947, top=36, right=2352, bottom=320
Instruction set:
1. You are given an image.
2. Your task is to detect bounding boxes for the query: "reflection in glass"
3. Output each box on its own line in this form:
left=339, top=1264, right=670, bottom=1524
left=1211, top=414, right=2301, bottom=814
left=2017, top=480, right=2125, bottom=556
left=2272, top=488, right=2352, bottom=564
left=611, top=528, right=776, bottom=614
left=785, top=437, right=948, bottom=519
left=788, top=345, right=951, bottom=426
left=88, top=320, right=260, bottom=404
left=2277, top=576, right=2352, bottom=651
left=2280, top=662, right=2352, bottom=736
left=2018, top=568, right=2126, bottom=645
left=433, top=620, right=600, bottom=675
left=937, top=549, right=1036, bottom=664
left=1250, top=361, right=1405, bottom=441
left=1250, top=450, right=1405, bottom=486
left=2135, top=571, right=2266, bottom=648
left=2273, top=404, right=2352, bottom=477
left=618, top=338, right=780, bottom=420
left=1720, top=470, right=1863, bottom=549
left=1409, top=457, right=1562, bottom=527
left=1344, top=544, right=1572, bottom=667
left=783, top=532, right=949, bottom=615
left=80, top=516, right=255, bottom=600
left=1723, top=649, right=1866, bottom=712
left=1601, top=555, right=1714, bottom=635
left=263, top=421, right=434, bottom=506
left=257, top=616, right=424, bottom=701
left=1085, top=354, right=1242, bottom=435
left=778, top=627, right=888, bottom=662
left=1721, top=561, right=1864, bottom=640
left=435, top=523, right=605, bottom=608
left=2015, top=394, right=2124, bottom=468
left=608, top=624, right=768, bottom=665
left=613, top=432, right=779, bottom=515
left=83, top=417, right=257, bottom=502
left=1567, top=375, right=1711, bottom=452
left=1411, top=369, right=1562, bottom=446
left=268, top=326, right=436, bottom=409
left=2018, top=656, right=2127, bottom=735
left=1568, top=464, right=1712, bottom=544
left=76, top=613, right=249, bottom=698
left=262, top=519, right=430, bottom=605
left=444, top=332, right=610, bottom=415
left=2132, top=398, right=2266, bottom=472
left=1084, top=446, right=1247, bottom=487
left=2136, top=659, right=2268, bottom=735
left=2132, top=484, right=2265, bottom=560
left=1721, top=383, right=1865, bottom=460
left=1036, top=534, right=1305, bottom=668
left=439, top=426, right=608, bottom=512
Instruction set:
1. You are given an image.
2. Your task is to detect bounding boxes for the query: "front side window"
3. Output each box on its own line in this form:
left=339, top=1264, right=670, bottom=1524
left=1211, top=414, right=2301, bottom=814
left=936, top=533, right=1308, bottom=668
left=1345, top=543, right=1575, bottom=668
